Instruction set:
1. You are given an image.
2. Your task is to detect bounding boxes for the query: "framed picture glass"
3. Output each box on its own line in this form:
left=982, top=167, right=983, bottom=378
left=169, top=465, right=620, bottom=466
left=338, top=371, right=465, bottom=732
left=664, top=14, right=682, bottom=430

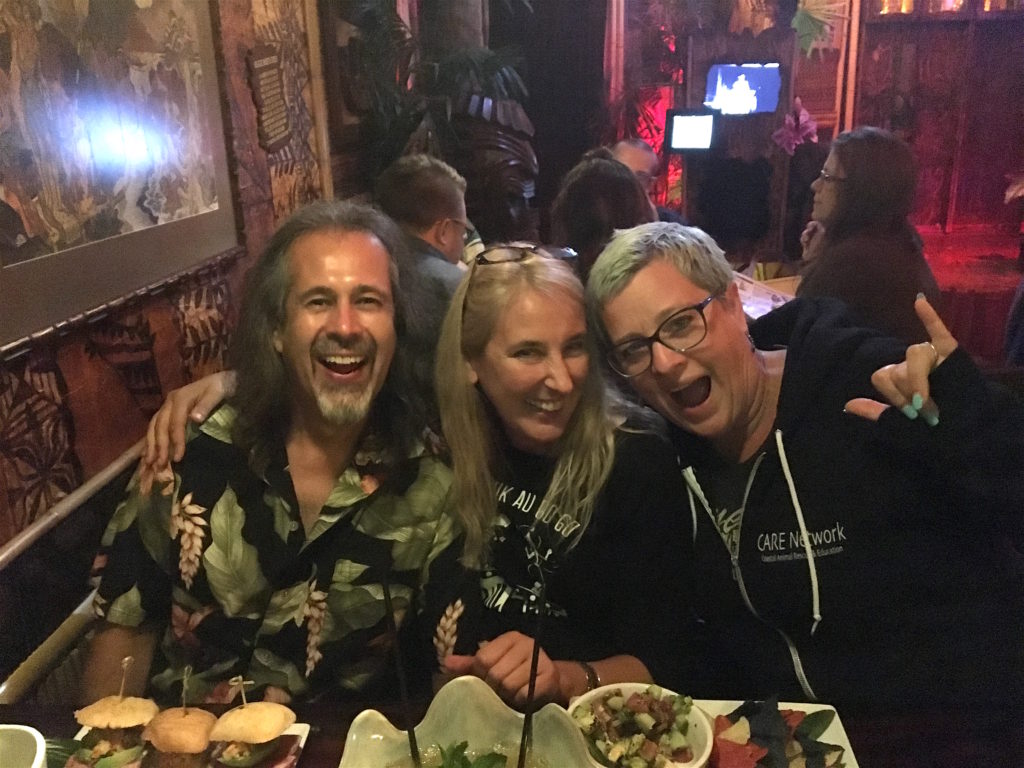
left=0, top=0, right=237, bottom=347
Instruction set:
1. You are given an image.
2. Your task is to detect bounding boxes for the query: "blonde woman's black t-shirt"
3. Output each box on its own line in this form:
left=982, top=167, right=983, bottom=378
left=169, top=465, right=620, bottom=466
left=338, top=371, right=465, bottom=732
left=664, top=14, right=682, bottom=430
left=418, top=429, right=696, bottom=689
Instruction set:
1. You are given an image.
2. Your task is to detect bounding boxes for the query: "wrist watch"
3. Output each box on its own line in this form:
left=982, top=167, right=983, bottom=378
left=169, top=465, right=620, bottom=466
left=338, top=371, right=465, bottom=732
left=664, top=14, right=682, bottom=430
left=577, top=660, right=601, bottom=692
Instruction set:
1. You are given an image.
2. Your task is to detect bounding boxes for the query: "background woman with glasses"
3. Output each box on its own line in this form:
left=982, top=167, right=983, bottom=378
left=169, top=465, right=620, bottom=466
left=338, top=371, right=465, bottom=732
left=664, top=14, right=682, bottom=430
left=798, top=126, right=941, bottom=344
left=588, top=221, right=1024, bottom=716
left=422, top=244, right=692, bottom=707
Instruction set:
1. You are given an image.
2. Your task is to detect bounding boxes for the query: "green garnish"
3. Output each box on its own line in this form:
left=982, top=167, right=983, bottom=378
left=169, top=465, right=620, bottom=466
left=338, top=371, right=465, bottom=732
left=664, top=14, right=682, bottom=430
left=438, top=741, right=507, bottom=768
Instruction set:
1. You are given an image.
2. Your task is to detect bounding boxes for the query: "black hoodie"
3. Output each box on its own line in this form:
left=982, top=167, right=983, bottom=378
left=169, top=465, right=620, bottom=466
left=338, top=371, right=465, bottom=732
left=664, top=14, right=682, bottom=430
left=672, top=297, right=1024, bottom=713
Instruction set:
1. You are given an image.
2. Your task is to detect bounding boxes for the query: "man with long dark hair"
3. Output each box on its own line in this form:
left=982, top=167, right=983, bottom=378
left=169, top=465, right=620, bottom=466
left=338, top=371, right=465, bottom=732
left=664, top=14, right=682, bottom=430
left=81, top=201, right=457, bottom=704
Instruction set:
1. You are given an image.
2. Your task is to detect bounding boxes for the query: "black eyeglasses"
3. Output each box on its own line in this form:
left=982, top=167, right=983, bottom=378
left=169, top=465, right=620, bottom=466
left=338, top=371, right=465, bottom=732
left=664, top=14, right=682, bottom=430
left=607, top=295, right=716, bottom=377
left=817, top=168, right=847, bottom=183
left=446, top=217, right=473, bottom=245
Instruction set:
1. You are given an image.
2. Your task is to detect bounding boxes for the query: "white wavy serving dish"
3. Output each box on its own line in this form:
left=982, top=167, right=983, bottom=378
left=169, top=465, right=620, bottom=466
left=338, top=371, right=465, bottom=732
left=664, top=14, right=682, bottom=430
left=0, top=724, right=46, bottom=768
left=569, top=682, right=713, bottom=768
left=339, top=675, right=594, bottom=767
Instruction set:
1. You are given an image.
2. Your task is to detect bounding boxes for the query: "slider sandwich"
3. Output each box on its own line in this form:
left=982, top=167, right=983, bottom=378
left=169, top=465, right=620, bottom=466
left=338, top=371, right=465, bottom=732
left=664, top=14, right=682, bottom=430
left=68, top=695, right=160, bottom=768
left=141, top=707, right=217, bottom=768
left=209, top=701, right=298, bottom=768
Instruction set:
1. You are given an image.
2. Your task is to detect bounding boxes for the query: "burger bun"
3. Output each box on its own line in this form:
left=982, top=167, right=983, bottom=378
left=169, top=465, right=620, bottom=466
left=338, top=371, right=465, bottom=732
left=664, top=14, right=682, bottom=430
left=74, top=695, right=159, bottom=729
left=209, top=702, right=295, bottom=745
left=143, top=707, right=217, bottom=753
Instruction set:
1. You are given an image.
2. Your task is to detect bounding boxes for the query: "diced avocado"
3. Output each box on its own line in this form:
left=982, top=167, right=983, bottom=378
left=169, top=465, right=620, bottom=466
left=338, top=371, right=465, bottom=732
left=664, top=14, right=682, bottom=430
left=216, top=739, right=278, bottom=767
left=634, top=713, right=656, bottom=734
left=645, top=685, right=663, bottom=699
left=573, top=709, right=596, bottom=729
left=668, top=728, right=689, bottom=750
left=605, top=695, right=625, bottom=711
left=607, top=740, right=626, bottom=762
left=628, top=733, right=646, bottom=754
left=94, top=746, right=145, bottom=768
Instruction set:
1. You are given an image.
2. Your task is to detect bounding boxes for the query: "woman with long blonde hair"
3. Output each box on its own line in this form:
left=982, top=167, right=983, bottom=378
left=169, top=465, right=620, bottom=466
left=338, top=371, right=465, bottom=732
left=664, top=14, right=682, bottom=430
left=426, top=245, right=691, bottom=706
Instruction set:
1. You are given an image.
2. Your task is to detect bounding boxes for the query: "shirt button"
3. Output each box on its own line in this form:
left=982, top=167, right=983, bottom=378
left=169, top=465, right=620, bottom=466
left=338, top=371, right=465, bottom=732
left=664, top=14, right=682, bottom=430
left=289, top=521, right=299, bottom=532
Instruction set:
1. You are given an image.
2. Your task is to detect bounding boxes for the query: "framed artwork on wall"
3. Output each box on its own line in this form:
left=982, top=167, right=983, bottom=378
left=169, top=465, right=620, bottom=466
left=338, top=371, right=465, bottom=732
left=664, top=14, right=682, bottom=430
left=0, top=0, right=237, bottom=348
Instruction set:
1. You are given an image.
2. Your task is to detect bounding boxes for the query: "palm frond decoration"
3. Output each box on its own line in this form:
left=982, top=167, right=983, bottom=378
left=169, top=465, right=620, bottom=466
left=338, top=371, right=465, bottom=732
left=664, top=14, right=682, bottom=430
left=422, top=46, right=528, bottom=103
left=791, top=0, right=848, bottom=55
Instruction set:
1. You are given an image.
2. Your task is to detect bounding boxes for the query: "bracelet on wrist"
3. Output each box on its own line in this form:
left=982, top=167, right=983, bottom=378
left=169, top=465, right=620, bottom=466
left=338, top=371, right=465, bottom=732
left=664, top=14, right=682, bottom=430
left=577, top=660, right=600, bottom=692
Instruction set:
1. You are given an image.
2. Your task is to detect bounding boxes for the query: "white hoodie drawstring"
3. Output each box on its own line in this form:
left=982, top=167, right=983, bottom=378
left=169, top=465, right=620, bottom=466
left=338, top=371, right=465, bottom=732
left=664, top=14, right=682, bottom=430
left=775, top=429, right=823, bottom=635
left=682, top=432, right=822, bottom=701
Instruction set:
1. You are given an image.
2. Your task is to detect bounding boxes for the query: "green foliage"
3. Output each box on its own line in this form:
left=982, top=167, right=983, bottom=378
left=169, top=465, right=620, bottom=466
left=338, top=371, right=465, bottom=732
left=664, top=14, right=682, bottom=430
left=791, top=0, right=847, bottom=55
left=602, top=85, right=665, bottom=146
left=203, top=487, right=269, bottom=617
left=424, top=47, right=528, bottom=103
left=438, top=741, right=507, bottom=768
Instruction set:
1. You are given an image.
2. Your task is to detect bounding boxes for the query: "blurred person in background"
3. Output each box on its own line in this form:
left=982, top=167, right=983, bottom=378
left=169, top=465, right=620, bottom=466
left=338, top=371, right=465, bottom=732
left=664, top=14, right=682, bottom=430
left=798, top=126, right=941, bottom=344
left=375, top=153, right=470, bottom=296
left=612, top=138, right=687, bottom=225
left=550, top=149, right=654, bottom=280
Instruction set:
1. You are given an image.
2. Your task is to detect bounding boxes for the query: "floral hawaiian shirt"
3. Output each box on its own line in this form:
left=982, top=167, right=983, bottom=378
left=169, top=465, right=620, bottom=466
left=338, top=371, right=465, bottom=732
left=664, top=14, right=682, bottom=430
left=94, top=405, right=458, bottom=703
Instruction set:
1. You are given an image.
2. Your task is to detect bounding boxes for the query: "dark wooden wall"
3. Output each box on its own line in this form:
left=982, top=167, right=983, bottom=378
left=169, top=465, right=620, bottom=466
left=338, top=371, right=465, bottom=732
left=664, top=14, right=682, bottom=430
left=855, top=16, right=1023, bottom=232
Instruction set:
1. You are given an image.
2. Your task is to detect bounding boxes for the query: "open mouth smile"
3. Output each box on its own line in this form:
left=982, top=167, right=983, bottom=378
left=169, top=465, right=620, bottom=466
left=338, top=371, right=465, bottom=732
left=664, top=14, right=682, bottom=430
left=526, top=399, right=564, bottom=413
left=670, top=375, right=711, bottom=409
left=319, top=353, right=368, bottom=376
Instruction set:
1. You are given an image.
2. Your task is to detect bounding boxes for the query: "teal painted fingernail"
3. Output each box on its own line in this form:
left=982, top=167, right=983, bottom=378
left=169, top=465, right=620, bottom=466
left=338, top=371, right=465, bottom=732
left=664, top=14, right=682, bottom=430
left=911, top=393, right=923, bottom=410
left=923, top=412, right=939, bottom=427
left=901, top=405, right=919, bottom=420
left=916, top=292, right=925, bottom=300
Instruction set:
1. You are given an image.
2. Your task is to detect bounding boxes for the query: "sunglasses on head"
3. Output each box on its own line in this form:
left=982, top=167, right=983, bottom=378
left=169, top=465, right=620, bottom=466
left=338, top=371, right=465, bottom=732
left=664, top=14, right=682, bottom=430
left=475, top=244, right=578, bottom=266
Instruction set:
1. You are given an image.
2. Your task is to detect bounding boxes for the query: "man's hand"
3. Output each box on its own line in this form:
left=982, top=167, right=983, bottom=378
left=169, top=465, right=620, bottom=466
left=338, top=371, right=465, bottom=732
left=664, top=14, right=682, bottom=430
left=443, top=631, right=561, bottom=707
left=845, top=296, right=957, bottom=426
left=145, top=371, right=236, bottom=469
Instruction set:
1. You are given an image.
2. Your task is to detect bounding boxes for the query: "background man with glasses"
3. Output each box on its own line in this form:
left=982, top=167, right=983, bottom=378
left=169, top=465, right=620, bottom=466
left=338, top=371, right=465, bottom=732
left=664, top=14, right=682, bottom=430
left=375, top=153, right=471, bottom=295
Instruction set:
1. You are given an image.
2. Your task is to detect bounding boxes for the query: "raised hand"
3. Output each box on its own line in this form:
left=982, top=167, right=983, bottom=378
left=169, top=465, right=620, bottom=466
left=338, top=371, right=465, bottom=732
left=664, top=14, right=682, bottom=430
left=800, top=220, right=827, bottom=262
left=443, top=631, right=561, bottom=707
left=144, top=370, right=236, bottom=468
left=845, top=295, right=957, bottom=425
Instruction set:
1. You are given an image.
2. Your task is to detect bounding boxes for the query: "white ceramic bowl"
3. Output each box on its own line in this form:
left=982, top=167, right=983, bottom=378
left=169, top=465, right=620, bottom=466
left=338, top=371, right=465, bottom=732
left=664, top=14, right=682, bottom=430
left=568, top=682, right=713, bottom=768
left=339, top=675, right=594, bottom=767
left=0, top=724, right=46, bottom=768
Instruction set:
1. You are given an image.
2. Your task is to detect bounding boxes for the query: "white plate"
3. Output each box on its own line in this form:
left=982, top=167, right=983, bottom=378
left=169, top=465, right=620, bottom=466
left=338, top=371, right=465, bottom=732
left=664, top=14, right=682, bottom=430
left=694, top=700, right=858, bottom=768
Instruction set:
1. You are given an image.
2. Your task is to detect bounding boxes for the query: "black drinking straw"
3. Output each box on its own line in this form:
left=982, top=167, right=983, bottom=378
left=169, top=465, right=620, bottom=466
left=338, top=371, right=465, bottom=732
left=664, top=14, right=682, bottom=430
left=382, top=570, right=421, bottom=768
left=517, top=560, right=547, bottom=768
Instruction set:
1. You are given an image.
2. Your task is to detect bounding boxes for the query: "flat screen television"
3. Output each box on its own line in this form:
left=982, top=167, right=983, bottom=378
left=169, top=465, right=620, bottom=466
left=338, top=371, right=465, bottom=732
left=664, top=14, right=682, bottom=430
left=664, top=109, right=716, bottom=153
left=703, top=63, right=781, bottom=115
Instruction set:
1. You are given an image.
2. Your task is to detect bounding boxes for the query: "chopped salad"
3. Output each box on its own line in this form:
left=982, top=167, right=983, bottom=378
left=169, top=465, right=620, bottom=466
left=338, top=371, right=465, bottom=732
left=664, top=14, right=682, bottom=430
left=572, top=684, right=696, bottom=767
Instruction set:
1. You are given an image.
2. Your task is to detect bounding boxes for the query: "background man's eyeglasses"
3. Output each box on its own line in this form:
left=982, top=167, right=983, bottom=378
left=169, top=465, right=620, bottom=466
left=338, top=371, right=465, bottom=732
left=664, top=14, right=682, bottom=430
left=608, top=295, right=716, bottom=377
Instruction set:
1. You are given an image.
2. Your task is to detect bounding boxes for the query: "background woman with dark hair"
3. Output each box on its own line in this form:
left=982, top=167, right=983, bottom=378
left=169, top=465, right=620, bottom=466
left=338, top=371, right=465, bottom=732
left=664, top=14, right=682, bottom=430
left=798, top=126, right=941, bottom=343
left=549, top=149, right=655, bottom=279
